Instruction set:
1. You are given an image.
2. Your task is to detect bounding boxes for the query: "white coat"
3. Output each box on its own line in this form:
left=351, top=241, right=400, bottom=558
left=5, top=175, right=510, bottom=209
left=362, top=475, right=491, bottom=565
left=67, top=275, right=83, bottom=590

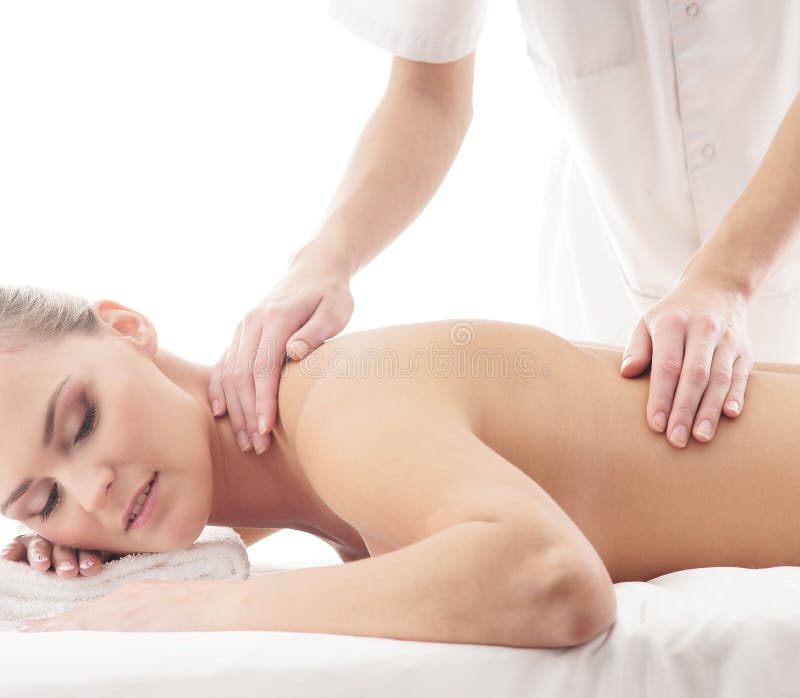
left=329, top=0, right=800, bottom=362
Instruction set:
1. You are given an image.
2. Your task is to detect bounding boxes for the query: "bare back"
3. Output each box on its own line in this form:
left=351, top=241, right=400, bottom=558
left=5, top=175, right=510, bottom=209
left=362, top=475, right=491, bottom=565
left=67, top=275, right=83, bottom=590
left=279, top=318, right=800, bottom=582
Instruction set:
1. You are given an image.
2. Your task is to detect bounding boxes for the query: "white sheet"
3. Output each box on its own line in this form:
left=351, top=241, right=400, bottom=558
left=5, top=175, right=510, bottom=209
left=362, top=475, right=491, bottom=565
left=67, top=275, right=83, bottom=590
left=1, top=552, right=798, bottom=697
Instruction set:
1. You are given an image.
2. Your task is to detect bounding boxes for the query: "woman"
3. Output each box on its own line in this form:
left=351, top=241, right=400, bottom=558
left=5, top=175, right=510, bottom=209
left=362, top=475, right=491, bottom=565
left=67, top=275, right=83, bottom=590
left=2, top=286, right=799, bottom=647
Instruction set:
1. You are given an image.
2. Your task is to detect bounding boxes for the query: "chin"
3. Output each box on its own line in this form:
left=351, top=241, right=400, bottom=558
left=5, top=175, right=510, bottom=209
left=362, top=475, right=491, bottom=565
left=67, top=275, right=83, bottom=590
left=159, top=514, right=209, bottom=552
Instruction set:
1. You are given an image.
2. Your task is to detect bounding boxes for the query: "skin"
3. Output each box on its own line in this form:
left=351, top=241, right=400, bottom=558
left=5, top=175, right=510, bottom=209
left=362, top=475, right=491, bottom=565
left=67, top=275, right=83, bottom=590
left=210, top=52, right=800, bottom=465
left=3, top=302, right=799, bottom=588
left=0, top=299, right=345, bottom=572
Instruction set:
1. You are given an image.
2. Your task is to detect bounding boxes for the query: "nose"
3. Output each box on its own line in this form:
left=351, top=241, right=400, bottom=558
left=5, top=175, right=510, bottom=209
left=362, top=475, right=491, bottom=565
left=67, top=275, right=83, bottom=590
left=69, top=468, right=114, bottom=514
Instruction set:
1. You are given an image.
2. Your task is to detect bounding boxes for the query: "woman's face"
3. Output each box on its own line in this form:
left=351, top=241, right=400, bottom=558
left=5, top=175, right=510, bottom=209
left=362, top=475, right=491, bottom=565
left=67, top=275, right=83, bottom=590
left=0, top=300, right=215, bottom=554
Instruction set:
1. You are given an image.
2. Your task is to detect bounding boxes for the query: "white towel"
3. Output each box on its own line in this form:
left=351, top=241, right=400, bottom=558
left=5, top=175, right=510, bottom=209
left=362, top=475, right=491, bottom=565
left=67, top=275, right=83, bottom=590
left=0, top=526, right=250, bottom=622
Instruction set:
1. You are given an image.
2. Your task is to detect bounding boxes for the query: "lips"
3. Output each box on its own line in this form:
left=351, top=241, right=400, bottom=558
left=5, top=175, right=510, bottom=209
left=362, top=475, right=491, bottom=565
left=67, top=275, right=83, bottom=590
left=123, top=473, right=156, bottom=531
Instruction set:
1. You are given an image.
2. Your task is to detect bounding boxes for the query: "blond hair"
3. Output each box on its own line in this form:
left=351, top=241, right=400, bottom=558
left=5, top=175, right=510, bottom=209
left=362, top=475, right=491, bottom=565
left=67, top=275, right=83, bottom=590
left=0, top=285, right=99, bottom=352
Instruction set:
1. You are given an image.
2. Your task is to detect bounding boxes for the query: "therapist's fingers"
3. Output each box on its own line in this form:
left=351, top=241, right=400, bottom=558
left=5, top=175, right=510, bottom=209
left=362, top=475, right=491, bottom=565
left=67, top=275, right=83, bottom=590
left=220, top=341, right=253, bottom=453
left=664, top=314, right=721, bottom=448
left=722, top=353, right=752, bottom=419
left=645, top=313, right=687, bottom=434
left=208, top=353, right=227, bottom=417
left=233, top=309, right=275, bottom=453
left=249, top=305, right=302, bottom=450
left=251, top=288, right=354, bottom=443
left=689, top=342, right=737, bottom=443
left=284, top=293, right=354, bottom=361
left=619, top=317, right=653, bottom=377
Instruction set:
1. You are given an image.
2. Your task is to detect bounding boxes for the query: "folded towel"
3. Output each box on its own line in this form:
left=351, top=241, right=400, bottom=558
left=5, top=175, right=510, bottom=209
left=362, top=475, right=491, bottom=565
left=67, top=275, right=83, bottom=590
left=0, top=526, right=250, bottom=622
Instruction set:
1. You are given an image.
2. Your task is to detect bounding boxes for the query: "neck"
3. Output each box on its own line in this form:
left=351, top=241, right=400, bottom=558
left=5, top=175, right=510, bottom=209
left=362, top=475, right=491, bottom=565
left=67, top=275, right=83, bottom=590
left=152, top=345, right=319, bottom=531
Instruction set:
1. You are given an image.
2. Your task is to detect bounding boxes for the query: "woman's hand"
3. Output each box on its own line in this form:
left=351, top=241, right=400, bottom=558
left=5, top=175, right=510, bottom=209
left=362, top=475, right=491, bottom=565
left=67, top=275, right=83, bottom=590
left=0, top=532, right=121, bottom=578
left=208, top=253, right=354, bottom=455
left=619, top=273, right=754, bottom=448
left=16, top=578, right=246, bottom=632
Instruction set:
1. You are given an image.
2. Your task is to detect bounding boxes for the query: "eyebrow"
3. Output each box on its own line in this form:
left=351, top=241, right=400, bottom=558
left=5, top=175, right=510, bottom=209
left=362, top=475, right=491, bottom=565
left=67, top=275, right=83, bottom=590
left=1, top=373, right=71, bottom=517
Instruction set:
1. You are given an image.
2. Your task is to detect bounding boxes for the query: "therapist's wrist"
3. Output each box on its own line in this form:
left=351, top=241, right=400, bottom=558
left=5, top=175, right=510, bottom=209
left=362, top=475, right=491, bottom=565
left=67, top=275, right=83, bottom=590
left=678, top=237, right=759, bottom=307
left=288, top=230, right=357, bottom=281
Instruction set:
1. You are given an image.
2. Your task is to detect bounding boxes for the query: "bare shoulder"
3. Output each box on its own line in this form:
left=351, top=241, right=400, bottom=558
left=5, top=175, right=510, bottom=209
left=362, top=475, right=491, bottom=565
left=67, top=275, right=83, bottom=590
left=290, top=383, right=491, bottom=553
left=291, top=364, right=607, bottom=574
left=275, top=319, right=479, bottom=440
left=274, top=317, right=594, bottom=444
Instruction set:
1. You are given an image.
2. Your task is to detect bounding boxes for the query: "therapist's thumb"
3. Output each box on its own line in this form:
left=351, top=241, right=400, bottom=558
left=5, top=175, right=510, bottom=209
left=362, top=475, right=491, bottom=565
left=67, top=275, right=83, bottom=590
left=285, top=296, right=353, bottom=361
left=619, top=317, right=652, bottom=377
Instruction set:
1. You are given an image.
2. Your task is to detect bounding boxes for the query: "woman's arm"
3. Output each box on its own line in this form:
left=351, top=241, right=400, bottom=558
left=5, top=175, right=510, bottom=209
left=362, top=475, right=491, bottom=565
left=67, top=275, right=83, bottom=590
left=234, top=517, right=606, bottom=648
left=264, top=373, right=617, bottom=648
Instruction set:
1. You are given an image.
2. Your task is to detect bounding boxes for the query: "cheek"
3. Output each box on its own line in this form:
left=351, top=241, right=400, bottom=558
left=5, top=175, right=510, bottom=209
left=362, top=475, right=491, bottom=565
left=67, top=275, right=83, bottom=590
left=118, top=373, right=206, bottom=465
left=39, top=516, right=91, bottom=551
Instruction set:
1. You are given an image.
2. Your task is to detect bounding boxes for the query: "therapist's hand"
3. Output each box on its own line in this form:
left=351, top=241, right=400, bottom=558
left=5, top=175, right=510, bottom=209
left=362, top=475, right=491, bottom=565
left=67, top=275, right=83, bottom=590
left=619, top=274, right=753, bottom=448
left=208, top=254, right=354, bottom=454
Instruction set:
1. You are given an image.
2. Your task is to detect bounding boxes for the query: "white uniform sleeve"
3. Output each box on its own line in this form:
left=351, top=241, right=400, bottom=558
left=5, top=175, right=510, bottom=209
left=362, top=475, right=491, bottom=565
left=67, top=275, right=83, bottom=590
left=328, top=0, right=487, bottom=63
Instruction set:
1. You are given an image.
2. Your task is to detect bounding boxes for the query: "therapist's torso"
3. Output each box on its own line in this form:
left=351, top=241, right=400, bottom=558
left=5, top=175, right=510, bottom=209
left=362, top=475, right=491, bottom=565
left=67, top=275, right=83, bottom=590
left=329, top=0, right=800, bottom=361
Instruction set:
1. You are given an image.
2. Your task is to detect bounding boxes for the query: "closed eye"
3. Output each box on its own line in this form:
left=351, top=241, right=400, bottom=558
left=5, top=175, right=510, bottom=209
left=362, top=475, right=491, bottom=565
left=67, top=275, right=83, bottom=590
left=75, top=400, right=97, bottom=444
left=38, top=398, right=98, bottom=523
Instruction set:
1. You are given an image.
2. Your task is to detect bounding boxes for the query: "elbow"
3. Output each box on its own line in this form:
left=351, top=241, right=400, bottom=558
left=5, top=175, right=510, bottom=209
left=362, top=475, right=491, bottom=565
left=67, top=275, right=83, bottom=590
left=558, top=560, right=618, bottom=647
left=511, top=545, right=617, bottom=649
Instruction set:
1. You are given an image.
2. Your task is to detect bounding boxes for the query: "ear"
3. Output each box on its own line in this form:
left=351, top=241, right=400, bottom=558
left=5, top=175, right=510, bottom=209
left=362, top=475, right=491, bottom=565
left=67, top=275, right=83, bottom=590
left=90, top=299, right=158, bottom=357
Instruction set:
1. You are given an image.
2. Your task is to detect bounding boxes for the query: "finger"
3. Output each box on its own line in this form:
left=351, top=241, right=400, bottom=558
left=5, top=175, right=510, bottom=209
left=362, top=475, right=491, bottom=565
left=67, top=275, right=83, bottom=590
left=220, top=336, right=253, bottom=453
left=77, top=549, right=103, bottom=575
left=619, top=317, right=653, bottom=377
left=51, top=544, right=79, bottom=578
left=207, top=353, right=228, bottom=418
left=25, top=536, right=54, bottom=571
left=253, top=311, right=304, bottom=447
left=646, top=313, right=687, bottom=434
left=722, top=353, right=752, bottom=419
left=0, top=537, right=25, bottom=561
left=17, top=618, right=48, bottom=633
left=690, top=342, right=736, bottom=443
left=234, top=311, right=271, bottom=452
left=285, top=294, right=352, bottom=361
left=665, top=314, right=720, bottom=448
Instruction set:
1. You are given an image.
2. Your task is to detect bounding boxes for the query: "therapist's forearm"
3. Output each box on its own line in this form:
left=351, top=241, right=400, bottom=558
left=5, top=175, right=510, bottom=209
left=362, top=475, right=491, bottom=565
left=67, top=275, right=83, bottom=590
left=681, top=91, right=800, bottom=300
left=289, top=60, right=473, bottom=278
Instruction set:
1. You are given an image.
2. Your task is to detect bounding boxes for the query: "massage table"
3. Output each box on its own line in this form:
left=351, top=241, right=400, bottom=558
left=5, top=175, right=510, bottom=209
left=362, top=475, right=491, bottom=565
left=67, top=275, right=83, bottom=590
left=1, top=529, right=798, bottom=697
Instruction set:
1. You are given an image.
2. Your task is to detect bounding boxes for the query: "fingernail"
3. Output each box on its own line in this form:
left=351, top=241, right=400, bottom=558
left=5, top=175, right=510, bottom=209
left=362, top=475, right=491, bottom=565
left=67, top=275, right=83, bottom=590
left=237, top=431, right=251, bottom=452
left=652, top=411, right=667, bottom=432
left=620, top=355, right=633, bottom=370
left=252, top=432, right=266, bottom=454
left=58, top=562, right=74, bottom=571
left=670, top=425, right=688, bottom=447
left=32, top=554, right=47, bottom=563
left=726, top=400, right=740, bottom=415
left=80, top=559, right=93, bottom=569
left=212, top=399, right=222, bottom=416
left=258, top=414, right=267, bottom=435
left=287, top=340, right=308, bottom=360
left=696, top=419, right=712, bottom=439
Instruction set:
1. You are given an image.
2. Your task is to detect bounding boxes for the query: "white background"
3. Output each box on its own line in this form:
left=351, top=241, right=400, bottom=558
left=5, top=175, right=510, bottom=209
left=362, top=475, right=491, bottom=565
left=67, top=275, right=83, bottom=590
left=0, top=2, right=557, bottom=564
